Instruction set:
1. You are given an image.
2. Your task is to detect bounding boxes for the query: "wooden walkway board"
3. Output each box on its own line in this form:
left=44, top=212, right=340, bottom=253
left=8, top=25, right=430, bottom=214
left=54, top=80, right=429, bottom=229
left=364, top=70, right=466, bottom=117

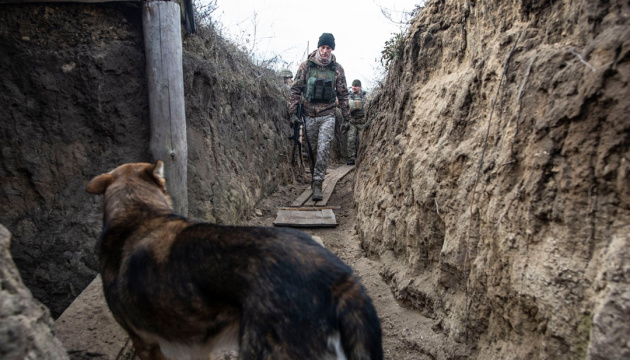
left=291, top=187, right=313, bottom=207
left=291, top=164, right=355, bottom=207
left=278, top=206, right=340, bottom=211
left=273, top=209, right=337, bottom=228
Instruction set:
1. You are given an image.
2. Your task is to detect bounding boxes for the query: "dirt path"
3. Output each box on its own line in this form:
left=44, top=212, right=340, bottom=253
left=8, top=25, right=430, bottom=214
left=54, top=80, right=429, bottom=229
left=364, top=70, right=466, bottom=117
left=246, top=165, right=439, bottom=360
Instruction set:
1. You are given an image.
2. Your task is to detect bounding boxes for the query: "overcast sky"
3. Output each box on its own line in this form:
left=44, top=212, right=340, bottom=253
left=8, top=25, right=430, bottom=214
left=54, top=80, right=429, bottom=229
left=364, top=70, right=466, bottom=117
left=205, top=0, right=422, bottom=91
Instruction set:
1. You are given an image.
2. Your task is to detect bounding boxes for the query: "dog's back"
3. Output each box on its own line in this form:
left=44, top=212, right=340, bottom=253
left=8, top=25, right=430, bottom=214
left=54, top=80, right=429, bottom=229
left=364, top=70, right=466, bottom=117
left=87, top=161, right=383, bottom=360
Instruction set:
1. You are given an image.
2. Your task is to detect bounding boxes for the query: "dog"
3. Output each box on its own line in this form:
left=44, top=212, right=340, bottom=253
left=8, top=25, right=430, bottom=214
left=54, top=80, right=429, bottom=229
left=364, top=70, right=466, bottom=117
left=86, top=161, right=383, bottom=360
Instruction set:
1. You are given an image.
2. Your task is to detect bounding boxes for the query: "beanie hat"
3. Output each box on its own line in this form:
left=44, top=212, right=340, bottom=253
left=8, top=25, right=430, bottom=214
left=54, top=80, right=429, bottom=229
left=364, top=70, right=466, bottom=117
left=352, top=79, right=362, bottom=87
left=317, top=33, right=335, bottom=50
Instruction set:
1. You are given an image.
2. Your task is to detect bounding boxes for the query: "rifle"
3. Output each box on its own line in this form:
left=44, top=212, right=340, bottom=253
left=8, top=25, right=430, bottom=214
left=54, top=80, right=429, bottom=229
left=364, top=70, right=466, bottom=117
left=289, top=120, right=303, bottom=167
left=297, top=103, right=315, bottom=176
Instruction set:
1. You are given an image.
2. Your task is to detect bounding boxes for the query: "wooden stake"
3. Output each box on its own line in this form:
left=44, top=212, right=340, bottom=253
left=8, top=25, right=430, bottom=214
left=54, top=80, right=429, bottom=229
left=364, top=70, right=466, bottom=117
left=143, top=1, right=188, bottom=216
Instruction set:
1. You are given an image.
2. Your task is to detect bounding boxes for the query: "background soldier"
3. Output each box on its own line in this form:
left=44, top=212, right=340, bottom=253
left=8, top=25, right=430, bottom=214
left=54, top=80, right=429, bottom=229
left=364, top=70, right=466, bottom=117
left=344, top=79, right=368, bottom=165
left=279, top=69, right=293, bottom=102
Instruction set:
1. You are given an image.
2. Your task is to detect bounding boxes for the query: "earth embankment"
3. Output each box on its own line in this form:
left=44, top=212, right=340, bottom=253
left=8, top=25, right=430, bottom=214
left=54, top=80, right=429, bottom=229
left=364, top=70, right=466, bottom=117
left=355, top=1, right=630, bottom=359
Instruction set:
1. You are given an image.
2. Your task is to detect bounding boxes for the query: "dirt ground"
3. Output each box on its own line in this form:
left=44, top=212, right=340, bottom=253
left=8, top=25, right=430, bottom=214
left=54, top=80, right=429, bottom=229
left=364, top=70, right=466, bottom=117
left=243, top=165, right=439, bottom=360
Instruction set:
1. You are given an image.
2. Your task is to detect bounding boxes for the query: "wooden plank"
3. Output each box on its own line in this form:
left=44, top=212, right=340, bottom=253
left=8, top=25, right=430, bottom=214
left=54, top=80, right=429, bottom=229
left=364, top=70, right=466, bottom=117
left=143, top=1, right=188, bottom=216
left=278, top=206, right=341, bottom=211
left=303, top=164, right=355, bottom=206
left=275, top=209, right=336, bottom=227
left=0, top=0, right=138, bottom=3
left=291, top=165, right=355, bottom=207
left=291, top=187, right=313, bottom=207
left=273, top=209, right=337, bottom=228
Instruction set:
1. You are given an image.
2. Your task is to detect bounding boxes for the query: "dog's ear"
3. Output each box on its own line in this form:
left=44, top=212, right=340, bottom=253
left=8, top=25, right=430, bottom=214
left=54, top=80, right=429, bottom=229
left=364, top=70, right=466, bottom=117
left=149, top=160, right=167, bottom=190
left=86, top=174, right=114, bottom=195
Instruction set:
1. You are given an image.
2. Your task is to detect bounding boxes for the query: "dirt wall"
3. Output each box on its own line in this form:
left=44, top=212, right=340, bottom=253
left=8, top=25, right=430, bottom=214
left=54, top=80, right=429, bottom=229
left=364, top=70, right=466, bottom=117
left=182, top=32, right=294, bottom=224
left=0, top=2, right=149, bottom=318
left=355, top=0, right=630, bottom=359
left=0, top=225, right=69, bottom=360
left=0, top=2, right=294, bottom=318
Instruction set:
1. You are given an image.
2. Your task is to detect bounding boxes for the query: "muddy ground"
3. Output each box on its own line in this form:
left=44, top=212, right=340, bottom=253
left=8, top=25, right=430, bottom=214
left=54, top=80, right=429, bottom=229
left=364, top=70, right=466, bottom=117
left=241, top=165, right=439, bottom=360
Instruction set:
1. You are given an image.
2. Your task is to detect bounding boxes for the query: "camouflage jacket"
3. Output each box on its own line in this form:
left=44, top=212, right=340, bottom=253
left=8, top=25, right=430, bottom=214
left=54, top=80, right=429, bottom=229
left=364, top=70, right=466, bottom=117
left=289, top=50, right=350, bottom=121
left=349, top=90, right=368, bottom=120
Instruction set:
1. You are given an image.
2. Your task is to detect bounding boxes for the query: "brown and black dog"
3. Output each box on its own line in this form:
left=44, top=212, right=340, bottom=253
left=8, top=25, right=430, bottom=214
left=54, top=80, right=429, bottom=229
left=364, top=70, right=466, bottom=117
left=86, top=161, right=383, bottom=360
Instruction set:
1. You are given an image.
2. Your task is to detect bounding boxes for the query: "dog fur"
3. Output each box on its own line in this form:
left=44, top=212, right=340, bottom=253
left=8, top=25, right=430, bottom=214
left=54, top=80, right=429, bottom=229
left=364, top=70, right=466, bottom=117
left=86, top=161, right=383, bottom=360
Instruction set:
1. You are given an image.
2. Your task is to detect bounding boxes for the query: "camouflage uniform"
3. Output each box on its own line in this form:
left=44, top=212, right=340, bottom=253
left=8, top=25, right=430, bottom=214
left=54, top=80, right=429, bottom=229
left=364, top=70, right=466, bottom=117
left=281, top=84, right=292, bottom=102
left=289, top=51, right=350, bottom=183
left=289, top=52, right=350, bottom=120
left=279, top=69, right=293, bottom=103
left=303, top=114, right=336, bottom=182
left=347, top=90, right=368, bottom=162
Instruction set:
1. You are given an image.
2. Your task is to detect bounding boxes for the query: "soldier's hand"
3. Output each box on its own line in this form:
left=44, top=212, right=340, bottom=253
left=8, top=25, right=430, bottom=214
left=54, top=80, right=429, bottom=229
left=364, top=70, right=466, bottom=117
left=341, top=122, right=350, bottom=134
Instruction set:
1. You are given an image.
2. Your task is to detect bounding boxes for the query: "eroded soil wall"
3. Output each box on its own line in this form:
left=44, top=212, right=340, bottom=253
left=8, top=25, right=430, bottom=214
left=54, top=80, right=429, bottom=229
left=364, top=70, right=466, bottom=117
left=0, top=3, right=149, bottom=318
left=0, top=3, right=293, bottom=317
left=356, top=1, right=630, bottom=359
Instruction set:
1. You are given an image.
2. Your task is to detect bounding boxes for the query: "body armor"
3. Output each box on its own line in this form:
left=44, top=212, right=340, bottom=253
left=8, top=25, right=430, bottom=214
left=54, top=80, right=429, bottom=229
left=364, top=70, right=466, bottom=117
left=305, top=62, right=337, bottom=103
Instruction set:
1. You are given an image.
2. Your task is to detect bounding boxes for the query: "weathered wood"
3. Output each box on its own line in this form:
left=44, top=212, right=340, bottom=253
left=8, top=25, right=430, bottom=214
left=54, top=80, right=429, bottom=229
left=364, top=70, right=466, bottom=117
left=0, top=0, right=138, bottom=3
left=303, top=164, right=355, bottom=206
left=291, top=187, right=313, bottom=207
left=143, top=1, right=188, bottom=216
left=291, top=165, right=355, bottom=207
left=278, top=206, right=341, bottom=211
left=273, top=209, right=337, bottom=228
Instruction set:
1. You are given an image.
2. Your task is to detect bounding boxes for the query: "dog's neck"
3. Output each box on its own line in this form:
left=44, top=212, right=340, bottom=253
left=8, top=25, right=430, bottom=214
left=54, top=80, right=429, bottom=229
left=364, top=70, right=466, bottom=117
left=102, top=180, right=175, bottom=226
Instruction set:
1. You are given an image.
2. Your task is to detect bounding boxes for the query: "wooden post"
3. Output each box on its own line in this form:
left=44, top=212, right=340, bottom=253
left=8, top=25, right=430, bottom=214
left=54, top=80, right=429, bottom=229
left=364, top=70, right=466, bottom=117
left=142, top=1, right=188, bottom=216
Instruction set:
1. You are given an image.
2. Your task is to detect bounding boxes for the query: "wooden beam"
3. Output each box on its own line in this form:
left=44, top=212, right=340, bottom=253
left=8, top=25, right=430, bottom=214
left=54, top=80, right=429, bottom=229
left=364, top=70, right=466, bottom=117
left=291, top=188, right=314, bottom=207
left=143, top=1, right=188, bottom=216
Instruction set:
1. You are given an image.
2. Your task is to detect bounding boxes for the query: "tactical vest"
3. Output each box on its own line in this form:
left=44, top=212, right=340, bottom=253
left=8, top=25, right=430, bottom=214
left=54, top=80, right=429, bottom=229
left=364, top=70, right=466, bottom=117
left=305, top=61, right=337, bottom=103
left=349, top=91, right=366, bottom=118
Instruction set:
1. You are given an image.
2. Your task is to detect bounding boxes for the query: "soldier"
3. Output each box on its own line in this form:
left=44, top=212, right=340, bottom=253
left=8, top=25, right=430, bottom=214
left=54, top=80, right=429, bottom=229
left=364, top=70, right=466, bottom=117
left=344, top=79, right=368, bottom=165
left=289, top=32, right=351, bottom=201
left=279, top=69, right=293, bottom=102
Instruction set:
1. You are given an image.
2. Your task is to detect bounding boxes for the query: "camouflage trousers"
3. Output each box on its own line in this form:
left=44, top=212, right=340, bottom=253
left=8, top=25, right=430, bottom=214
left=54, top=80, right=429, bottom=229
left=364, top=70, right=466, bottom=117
left=347, top=121, right=367, bottom=161
left=303, top=114, right=335, bottom=183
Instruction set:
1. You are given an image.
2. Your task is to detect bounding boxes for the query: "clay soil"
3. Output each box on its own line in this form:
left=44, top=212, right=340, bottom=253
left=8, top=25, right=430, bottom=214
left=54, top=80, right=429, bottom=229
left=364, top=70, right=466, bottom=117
left=243, top=165, right=440, bottom=360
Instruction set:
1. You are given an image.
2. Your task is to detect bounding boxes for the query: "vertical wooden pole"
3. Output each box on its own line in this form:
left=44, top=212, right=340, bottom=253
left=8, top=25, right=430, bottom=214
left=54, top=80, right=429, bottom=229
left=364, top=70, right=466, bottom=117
left=142, top=1, right=188, bottom=216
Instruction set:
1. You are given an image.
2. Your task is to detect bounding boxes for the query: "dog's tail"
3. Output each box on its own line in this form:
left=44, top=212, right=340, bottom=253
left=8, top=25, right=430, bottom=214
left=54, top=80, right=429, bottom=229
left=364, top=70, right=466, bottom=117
left=333, top=274, right=383, bottom=360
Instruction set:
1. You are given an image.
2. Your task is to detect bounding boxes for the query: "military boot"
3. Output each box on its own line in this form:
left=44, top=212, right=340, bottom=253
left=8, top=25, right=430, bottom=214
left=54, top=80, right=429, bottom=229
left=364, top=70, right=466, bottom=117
left=312, top=181, right=323, bottom=201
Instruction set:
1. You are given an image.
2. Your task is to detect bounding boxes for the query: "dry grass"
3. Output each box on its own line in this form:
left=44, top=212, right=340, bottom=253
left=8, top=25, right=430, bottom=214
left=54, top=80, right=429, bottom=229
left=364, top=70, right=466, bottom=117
left=182, top=1, right=281, bottom=98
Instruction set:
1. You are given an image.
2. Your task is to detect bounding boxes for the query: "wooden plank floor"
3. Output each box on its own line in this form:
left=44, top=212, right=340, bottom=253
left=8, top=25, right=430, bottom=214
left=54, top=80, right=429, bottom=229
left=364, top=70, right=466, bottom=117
left=291, top=164, right=355, bottom=207
left=277, top=165, right=353, bottom=227
left=291, top=187, right=313, bottom=207
left=273, top=208, right=337, bottom=227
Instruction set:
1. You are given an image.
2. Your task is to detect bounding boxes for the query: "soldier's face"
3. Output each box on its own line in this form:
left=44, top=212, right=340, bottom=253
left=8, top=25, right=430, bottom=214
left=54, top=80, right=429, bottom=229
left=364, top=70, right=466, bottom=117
left=318, top=45, right=332, bottom=58
left=352, top=85, right=361, bottom=93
